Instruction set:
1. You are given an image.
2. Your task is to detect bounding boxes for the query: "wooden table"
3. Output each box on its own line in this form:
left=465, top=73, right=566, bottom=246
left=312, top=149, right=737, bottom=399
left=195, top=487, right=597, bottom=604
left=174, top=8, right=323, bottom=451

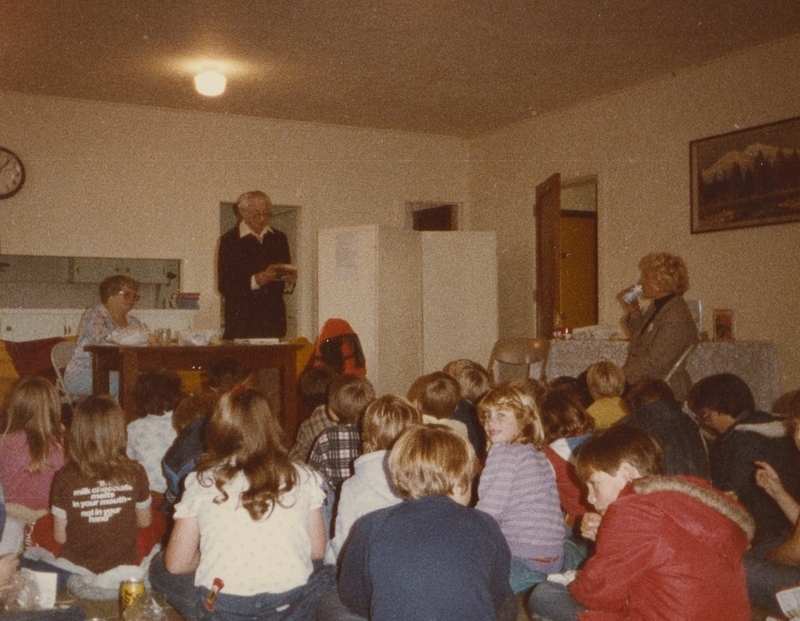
left=86, top=343, right=301, bottom=440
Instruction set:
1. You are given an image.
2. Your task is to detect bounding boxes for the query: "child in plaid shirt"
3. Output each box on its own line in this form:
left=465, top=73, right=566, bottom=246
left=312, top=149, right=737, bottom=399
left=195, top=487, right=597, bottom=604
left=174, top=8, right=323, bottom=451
left=308, top=375, right=375, bottom=491
left=289, top=365, right=341, bottom=462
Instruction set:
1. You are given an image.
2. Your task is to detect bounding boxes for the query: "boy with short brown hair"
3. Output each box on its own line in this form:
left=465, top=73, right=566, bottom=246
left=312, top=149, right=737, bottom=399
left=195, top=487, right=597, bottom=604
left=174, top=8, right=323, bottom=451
left=443, top=358, right=491, bottom=459
left=289, top=365, right=341, bottom=461
left=308, top=374, right=375, bottom=490
left=407, top=371, right=467, bottom=438
left=528, top=425, right=754, bottom=621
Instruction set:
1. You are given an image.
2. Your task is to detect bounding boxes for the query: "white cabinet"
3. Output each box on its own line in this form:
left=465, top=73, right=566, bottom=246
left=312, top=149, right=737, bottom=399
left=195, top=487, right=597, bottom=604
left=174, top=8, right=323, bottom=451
left=70, top=258, right=121, bottom=283
left=70, top=258, right=180, bottom=284
left=0, top=309, right=83, bottom=341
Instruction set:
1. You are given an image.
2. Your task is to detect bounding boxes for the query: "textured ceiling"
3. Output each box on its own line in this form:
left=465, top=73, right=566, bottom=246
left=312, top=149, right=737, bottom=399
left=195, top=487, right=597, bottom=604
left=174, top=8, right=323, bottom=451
left=2, top=1, right=799, bottom=137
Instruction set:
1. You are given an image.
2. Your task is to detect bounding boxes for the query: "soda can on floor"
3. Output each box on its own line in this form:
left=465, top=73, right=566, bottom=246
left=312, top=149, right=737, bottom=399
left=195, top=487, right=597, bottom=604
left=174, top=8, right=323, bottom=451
left=119, top=578, right=146, bottom=616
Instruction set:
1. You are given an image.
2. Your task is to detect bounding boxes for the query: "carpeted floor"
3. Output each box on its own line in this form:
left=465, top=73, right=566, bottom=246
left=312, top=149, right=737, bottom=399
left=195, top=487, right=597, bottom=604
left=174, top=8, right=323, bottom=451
left=63, top=590, right=783, bottom=620
left=61, top=590, right=183, bottom=620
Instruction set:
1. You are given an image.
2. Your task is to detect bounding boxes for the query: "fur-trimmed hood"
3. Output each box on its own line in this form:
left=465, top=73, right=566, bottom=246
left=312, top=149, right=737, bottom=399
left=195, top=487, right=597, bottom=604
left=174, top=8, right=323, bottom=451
left=729, top=409, right=787, bottom=439
left=633, top=475, right=755, bottom=542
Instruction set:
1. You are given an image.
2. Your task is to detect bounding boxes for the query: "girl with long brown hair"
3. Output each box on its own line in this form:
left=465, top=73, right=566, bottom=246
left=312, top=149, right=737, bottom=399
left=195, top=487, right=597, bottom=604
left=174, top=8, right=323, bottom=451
left=50, top=395, right=151, bottom=574
left=0, top=376, right=65, bottom=513
left=151, top=387, right=334, bottom=621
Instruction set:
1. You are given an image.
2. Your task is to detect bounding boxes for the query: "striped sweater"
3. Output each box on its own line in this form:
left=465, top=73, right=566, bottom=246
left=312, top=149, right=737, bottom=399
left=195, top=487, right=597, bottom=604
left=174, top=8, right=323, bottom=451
left=477, top=442, right=565, bottom=573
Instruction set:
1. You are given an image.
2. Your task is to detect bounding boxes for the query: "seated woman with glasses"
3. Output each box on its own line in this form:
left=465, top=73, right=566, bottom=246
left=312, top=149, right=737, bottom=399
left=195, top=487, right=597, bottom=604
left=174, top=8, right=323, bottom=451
left=64, top=274, right=147, bottom=400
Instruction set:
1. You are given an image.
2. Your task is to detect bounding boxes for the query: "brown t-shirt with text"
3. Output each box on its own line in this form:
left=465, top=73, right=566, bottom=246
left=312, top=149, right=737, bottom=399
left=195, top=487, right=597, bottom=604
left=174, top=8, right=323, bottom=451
left=51, top=462, right=150, bottom=573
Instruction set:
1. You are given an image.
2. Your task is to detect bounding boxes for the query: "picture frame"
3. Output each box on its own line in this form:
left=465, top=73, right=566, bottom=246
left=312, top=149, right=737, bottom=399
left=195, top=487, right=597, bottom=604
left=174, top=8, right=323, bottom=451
left=713, top=309, right=735, bottom=341
left=690, top=116, right=800, bottom=233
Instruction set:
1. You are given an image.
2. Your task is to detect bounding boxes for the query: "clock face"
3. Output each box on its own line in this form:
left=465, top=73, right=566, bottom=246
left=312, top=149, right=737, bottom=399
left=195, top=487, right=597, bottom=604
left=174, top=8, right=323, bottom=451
left=0, top=147, right=25, bottom=199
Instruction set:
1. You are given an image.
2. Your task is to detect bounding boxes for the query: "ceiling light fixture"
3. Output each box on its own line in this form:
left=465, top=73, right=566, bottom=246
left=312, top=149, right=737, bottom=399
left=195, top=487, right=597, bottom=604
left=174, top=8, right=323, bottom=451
left=194, top=70, right=226, bottom=97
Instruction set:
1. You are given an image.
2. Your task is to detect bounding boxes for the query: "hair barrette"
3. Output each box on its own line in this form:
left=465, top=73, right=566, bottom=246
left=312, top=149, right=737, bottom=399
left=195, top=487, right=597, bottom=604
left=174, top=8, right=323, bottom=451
left=230, top=384, right=247, bottom=398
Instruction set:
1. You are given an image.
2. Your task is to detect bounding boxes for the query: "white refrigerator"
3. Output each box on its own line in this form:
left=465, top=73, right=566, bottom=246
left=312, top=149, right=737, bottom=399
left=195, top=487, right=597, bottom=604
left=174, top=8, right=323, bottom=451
left=318, top=225, right=498, bottom=395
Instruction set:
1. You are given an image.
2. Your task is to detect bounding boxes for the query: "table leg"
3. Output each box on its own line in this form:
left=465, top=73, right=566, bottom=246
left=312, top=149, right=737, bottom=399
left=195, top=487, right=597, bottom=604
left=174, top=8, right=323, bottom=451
left=120, top=351, right=139, bottom=420
left=279, top=353, right=298, bottom=443
left=91, top=352, right=111, bottom=396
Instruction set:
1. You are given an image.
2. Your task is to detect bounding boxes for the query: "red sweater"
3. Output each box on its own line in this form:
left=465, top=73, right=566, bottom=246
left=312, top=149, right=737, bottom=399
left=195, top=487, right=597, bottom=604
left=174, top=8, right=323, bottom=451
left=544, top=440, right=593, bottom=529
left=570, top=476, right=753, bottom=621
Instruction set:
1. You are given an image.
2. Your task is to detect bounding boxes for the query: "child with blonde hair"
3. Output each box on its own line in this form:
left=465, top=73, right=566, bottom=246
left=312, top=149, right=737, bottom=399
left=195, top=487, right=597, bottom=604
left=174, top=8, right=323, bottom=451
left=335, top=425, right=515, bottom=620
left=477, top=383, right=565, bottom=594
left=442, top=359, right=491, bottom=403
left=0, top=377, right=66, bottom=532
left=325, top=394, right=421, bottom=563
left=585, top=361, right=629, bottom=429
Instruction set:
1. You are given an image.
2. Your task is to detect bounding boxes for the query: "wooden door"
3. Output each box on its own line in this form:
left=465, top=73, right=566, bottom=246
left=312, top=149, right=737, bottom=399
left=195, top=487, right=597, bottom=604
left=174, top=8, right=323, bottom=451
left=535, top=174, right=560, bottom=338
left=559, top=212, right=598, bottom=328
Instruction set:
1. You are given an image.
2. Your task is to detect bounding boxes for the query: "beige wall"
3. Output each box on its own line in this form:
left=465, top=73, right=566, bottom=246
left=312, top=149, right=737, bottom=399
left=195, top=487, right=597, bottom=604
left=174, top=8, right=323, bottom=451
left=0, top=92, right=468, bottom=340
left=4, top=34, right=800, bottom=395
left=468, top=35, right=800, bottom=394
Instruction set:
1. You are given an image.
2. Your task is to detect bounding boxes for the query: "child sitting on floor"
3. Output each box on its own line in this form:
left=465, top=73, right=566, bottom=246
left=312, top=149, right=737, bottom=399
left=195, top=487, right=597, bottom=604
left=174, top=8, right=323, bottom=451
left=151, top=387, right=334, bottom=620
left=126, top=369, right=182, bottom=495
left=289, top=365, right=341, bottom=462
left=0, top=486, right=85, bottom=621
left=0, top=377, right=66, bottom=548
left=325, top=394, right=421, bottom=564
left=162, top=358, right=255, bottom=512
left=331, top=425, right=516, bottom=621
left=746, top=391, right=800, bottom=614
left=407, top=371, right=467, bottom=439
left=308, top=374, right=375, bottom=493
left=52, top=396, right=153, bottom=575
left=443, top=359, right=490, bottom=459
left=528, top=425, right=754, bottom=621
left=585, top=361, right=629, bottom=429
left=477, top=383, right=565, bottom=594
left=540, top=388, right=595, bottom=534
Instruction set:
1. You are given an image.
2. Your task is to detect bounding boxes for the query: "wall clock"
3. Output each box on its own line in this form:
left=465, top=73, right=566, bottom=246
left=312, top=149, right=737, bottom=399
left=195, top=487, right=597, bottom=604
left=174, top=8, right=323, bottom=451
left=0, top=147, right=25, bottom=199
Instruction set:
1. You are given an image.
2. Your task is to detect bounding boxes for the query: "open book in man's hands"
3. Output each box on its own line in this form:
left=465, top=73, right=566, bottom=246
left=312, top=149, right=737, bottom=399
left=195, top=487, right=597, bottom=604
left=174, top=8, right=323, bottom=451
left=776, top=585, right=800, bottom=620
left=272, top=264, right=297, bottom=279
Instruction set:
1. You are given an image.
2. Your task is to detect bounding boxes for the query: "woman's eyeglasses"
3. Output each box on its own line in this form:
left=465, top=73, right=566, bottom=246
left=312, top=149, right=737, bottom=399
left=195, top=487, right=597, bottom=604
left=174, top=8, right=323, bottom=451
left=116, top=290, right=140, bottom=302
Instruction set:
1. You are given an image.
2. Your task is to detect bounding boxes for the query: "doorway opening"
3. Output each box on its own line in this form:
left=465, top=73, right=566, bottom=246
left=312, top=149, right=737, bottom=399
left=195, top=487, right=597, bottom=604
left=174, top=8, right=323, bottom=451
left=406, top=202, right=459, bottom=231
left=219, top=202, right=300, bottom=340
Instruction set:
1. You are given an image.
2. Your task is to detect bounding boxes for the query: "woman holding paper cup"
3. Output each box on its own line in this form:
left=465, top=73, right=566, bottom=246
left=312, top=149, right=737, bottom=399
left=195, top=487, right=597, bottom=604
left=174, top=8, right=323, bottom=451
left=64, top=274, right=148, bottom=400
left=619, top=252, right=698, bottom=400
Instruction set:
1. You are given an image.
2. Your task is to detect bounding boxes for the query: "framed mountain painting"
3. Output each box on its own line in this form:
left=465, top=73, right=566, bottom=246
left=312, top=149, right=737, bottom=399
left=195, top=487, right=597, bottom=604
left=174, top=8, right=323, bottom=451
left=690, top=116, right=800, bottom=233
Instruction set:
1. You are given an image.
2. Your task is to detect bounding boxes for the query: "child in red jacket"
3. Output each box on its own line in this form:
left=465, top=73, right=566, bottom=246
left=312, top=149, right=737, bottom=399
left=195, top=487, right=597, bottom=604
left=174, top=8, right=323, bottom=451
left=528, top=425, right=754, bottom=621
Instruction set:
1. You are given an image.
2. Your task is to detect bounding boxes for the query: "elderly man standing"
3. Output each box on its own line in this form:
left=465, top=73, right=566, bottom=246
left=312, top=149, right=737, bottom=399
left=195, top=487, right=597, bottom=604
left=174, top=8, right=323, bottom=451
left=217, top=190, right=297, bottom=339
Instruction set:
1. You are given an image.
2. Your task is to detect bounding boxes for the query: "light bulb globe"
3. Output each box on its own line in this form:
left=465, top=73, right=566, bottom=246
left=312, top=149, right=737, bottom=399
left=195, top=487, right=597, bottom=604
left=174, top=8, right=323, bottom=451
left=194, top=70, right=226, bottom=97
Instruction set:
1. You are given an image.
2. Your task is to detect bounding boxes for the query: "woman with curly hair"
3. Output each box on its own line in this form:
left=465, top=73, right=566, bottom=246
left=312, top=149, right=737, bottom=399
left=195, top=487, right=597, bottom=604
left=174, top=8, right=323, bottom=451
left=619, top=252, right=698, bottom=400
left=150, top=387, right=333, bottom=621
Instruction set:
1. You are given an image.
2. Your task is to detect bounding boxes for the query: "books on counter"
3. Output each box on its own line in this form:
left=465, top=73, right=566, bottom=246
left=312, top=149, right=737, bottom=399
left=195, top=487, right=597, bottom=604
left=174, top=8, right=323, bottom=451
left=173, top=292, right=200, bottom=309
